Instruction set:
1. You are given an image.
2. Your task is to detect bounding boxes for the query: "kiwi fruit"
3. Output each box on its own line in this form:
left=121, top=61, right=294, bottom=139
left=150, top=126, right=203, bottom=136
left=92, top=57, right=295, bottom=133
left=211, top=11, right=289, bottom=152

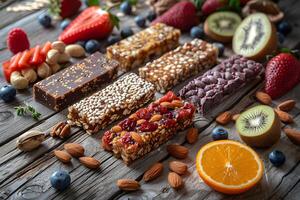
left=233, top=13, right=277, bottom=61
left=204, top=11, right=242, bottom=42
left=236, top=105, right=281, bottom=148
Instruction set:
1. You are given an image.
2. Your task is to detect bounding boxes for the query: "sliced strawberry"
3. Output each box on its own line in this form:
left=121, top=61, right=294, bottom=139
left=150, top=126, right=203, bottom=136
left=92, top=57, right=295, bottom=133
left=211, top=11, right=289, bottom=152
left=18, top=50, right=32, bottom=69
left=10, top=52, right=22, bottom=71
left=40, top=41, right=52, bottom=58
left=30, top=45, right=43, bottom=66
left=2, top=60, right=12, bottom=82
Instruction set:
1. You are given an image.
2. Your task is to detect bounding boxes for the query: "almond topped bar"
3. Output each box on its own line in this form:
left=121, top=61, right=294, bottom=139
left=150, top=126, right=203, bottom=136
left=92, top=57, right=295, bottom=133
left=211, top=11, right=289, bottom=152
left=67, top=73, right=155, bottom=134
left=101, top=91, right=195, bottom=164
left=106, top=23, right=181, bottom=71
left=139, top=39, right=218, bottom=93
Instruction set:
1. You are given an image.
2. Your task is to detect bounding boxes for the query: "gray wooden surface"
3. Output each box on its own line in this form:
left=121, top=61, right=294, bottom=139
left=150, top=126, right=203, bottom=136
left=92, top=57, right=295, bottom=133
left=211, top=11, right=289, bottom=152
left=0, top=0, right=300, bottom=200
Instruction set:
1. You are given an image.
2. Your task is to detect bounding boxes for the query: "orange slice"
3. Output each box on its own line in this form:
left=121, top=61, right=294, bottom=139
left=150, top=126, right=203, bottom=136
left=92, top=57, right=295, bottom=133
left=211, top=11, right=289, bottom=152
left=196, top=140, right=263, bottom=194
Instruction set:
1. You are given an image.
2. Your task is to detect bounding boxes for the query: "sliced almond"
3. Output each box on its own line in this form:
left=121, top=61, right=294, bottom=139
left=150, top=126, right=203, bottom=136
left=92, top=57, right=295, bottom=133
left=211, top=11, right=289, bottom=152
left=277, top=100, right=296, bottom=112
left=216, top=111, right=232, bottom=125
left=64, top=143, right=85, bottom=158
left=130, top=132, right=143, bottom=145
left=50, top=122, right=64, bottom=137
left=112, top=125, right=122, bottom=133
left=186, top=128, right=198, bottom=144
left=232, top=114, right=240, bottom=121
left=169, top=161, right=187, bottom=175
left=149, top=114, right=162, bottom=122
left=283, top=128, right=300, bottom=146
left=171, top=100, right=183, bottom=108
left=54, top=150, right=71, bottom=163
left=59, top=124, right=71, bottom=139
left=167, top=144, right=189, bottom=159
left=168, top=172, right=183, bottom=189
left=143, top=162, right=164, bottom=182
left=117, top=179, right=140, bottom=191
left=255, top=91, right=272, bottom=105
left=79, top=157, right=100, bottom=169
left=274, top=109, right=294, bottom=123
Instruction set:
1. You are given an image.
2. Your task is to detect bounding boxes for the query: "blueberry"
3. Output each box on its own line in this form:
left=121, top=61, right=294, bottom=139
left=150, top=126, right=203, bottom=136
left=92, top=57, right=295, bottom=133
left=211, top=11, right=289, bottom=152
left=60, top=19, right=70, bottom=30
left=212, top=127, right=228, bottom=141
left=50, top=170, right=71, bottom=191
left=213, top=42, right=225, bottom=57
left=120, top=1, right=132, bottom=15
left=38, top=13, right=52, bottom=28
left=121, top=27, right=134, bottom=38
left=135, top=16, right=146, bottom=28
left=269, top=150, right=285, bottom=167
left=107, top=35, right=121, bottom=45
left=190, top=26, right=204, bottom=39
left=277, top=32, right=285, bottom=44
left=77, top=40, right=86, bottom=48
left=85, top=40, right=100, bottom=54
left=277, top=21, right=292, bottom=36
left=0, top=85, right=16, bottom=103
left=147, top=10, right=156, bottom=22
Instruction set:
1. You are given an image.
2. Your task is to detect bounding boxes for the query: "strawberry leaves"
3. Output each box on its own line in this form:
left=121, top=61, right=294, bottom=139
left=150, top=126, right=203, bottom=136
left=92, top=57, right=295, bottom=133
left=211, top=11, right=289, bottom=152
left=194, top=0, right=205, bottom=9
left=109, top=12, right=120, bottom=29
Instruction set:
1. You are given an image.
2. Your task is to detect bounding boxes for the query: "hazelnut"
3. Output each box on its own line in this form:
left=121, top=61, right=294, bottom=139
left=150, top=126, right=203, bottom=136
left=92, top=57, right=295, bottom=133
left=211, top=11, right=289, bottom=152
left=51, top=41, right=66, bottom=53
left=10, top=71, right=29, bottom=89
left=46, top=49, right=60, bottom=65
left=21, top=68, right=37, bottom=83
left=37, top=62, right=52, bottom=79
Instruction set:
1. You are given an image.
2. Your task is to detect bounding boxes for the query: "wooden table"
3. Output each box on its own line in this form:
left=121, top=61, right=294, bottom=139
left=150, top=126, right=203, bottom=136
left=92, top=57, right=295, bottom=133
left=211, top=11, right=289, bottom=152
left=0, top=1, right=300, bottom=199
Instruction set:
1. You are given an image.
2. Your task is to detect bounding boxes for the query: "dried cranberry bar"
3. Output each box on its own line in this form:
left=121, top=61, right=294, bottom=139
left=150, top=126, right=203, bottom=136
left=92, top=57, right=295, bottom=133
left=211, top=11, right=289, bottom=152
left=106, top=23, right=180, bottom=71
left=179, top=55, right=263, bottom=114
left=101, top=91, right=195, bottom=164
left=67, top=73, right=155, bottom=134
left=139, top=39, right=218, bottom=93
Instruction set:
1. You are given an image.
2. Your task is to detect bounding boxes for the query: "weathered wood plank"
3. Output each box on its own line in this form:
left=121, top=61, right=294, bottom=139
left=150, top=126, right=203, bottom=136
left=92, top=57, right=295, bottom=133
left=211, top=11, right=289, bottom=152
left=284, top=179, right=300, bottom=200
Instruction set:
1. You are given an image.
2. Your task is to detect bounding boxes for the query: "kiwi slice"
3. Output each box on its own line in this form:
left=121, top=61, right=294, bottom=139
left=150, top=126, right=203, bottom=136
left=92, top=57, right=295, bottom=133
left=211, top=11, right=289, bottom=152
left=236, top=105, right=281, bottom=148
left=233, top=13, right=277, bottom=61
left=204, top=11, right=242, bottom=42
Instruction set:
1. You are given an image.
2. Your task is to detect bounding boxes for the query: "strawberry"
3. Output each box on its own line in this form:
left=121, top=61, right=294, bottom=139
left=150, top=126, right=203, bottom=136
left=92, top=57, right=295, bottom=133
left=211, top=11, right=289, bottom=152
left=59, top=6, right=119, bottom=44
left=264, top=53, right=300, bottom=99
left=7, top=28, right=30, bottom=54
left=152, top=1, right=198, bottom=32
left=49, top=0, right=81, bottom=18
left=201, top=0, right=227, bottom=15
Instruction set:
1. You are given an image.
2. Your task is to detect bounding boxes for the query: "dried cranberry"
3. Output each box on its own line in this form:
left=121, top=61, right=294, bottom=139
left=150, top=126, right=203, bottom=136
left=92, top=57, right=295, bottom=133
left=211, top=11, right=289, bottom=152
left=164, top=111, right=174, bottom=119
left=121, top=132, right=134, bottom=145
left=176, top=109, right=190, bottom=121
left=136, top=108, right=152, bottom=120
left=119, top=118, right=137, bottom=131
left=159, top=91, right=178, bottom=103
left=163, top=119, right=176, bottom=128
left=158, top=105, right=169, bottom=114
left=140, top=121, right=158, bottom=132
left=148, top=103, right=159, bottom=112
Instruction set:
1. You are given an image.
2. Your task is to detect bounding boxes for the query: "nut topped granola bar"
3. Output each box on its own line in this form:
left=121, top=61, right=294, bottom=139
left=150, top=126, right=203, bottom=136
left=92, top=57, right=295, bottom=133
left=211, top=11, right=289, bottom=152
left=139, top=39, right=218, bottom=93
left=68, top=73, right=156, bottom=134
left=106, top=23, right=181, bottom=71
left=101, top=91, right=195, bottom=164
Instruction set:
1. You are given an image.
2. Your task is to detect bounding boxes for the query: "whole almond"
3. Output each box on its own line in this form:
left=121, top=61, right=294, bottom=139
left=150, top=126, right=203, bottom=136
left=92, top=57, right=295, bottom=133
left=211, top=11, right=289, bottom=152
left=160, top=102, right=174, bottom=109
left=216, top=111, right=232, bottom=125
left=149, top=114, right=162, bottom=122
left=54, top=150, right=71, bottom=163
left=171, top=100, right=183, bottom=108
left=186, top=128, right=198, bottom=144
left=232, top=114, right=240, bottom=121
left=129, top=113, right=138, bottom=120
left=167, top=144, right=189, bottom=159
left=130, top=132, right=143, bottom=145
left=278, top=100, right=296, bottom=112
left=79, top=157, right=100, bottom=169
left=168, top=172, right=183, bottom=189
left=283, top=128, right=300, bottom=146
left=255, top=91, right=272, bottom=105
left=112, top=125, right=122, bottom=133
left=117, top=179, right=140, bottom=191
left=274, top=109, right=294, bottom=123
left=169, top=161, right=187, bottom=175
left=64, top=143, right=85, bottom=157
left=143, top=163, right=164, bottom=182
left=137, top=119, right=146, bottom=125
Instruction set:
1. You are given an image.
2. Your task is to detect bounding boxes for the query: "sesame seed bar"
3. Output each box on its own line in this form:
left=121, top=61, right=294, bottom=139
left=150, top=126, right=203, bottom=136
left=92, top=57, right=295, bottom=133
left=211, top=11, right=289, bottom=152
left=33, top=52, right=119, bottom=111
left=179, top=55, right=264, bottom=114
left=139, top=39, right=218, bottom=93
left=101, top=91, right=195, bottom=164
left=67, top=73, right=156, bottom=134
left=106, top=23, right=181, bottom=71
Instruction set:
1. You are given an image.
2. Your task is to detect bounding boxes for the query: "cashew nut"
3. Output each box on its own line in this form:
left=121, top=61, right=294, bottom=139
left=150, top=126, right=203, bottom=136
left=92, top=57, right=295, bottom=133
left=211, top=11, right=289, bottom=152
left=57, top=52, right=70, bottom=64
left=37, top=63, right=52, bottom=79
left=10, top=71, right=29, bottom=89
left=51, top=41, right=66, bottom=53
left=46, top=49, right=60, bottom=65
left=65, top=44, right=86, bottom=58
left=21, top=68, right=37, bottom=83
left=50, top=63, right=61, bottom=74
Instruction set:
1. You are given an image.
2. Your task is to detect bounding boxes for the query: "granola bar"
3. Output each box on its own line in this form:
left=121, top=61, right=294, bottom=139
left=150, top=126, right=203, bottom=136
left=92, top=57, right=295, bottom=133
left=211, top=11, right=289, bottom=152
left=101, top=91, right=195, bottom=164
left=67, top=73, right=156, bottom=134
left=179, top=55, right=263, bottom=114
left=106, top=23, right=181, bottom=71
left=139, top=39, right=218, bottom=93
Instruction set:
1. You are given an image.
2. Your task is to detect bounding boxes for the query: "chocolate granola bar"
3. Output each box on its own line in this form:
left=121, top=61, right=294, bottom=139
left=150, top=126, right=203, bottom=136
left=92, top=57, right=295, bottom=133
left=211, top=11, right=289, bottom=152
left=101, top=91, right=195, bottom=164
left=139, top=39, right=218, bottom=93
left=33, top=52, right=119, bottom=111
left=179, top=55, right=263, bottom=114
left=67, top=73, right=156, bottom=134
left=106, top=23, right=180, bottom=71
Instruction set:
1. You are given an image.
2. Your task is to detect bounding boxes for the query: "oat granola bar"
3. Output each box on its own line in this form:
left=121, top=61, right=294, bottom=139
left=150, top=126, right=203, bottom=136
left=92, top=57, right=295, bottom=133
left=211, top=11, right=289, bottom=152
left=179, top=55, right=263, bottom=114
left=68, top=73, right=156, bottom=134
left=101, top=91, right=195, bottom=164
left=106, top=23, right=180, bottom=71
left=139, top=39, right=218, bottom=93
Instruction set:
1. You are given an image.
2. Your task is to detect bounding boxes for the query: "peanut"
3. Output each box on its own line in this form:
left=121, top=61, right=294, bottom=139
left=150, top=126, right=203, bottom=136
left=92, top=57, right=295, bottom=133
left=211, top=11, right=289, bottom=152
left=10, top=71, right=29, bottom=89
left=51, top=41, right=66, bottom=53
left=21, top=68, right=37, bottom=83
left=37, top=62, right=52, bottom=79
